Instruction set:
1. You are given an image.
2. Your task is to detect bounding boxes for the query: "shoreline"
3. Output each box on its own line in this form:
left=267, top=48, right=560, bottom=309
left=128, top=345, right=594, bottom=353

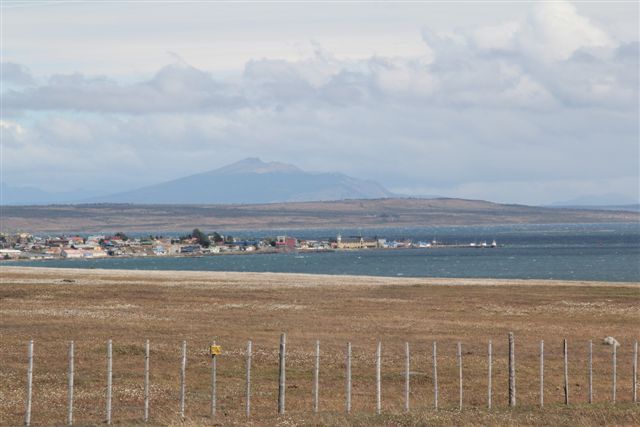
left=2, top=265, right=638, bottom=288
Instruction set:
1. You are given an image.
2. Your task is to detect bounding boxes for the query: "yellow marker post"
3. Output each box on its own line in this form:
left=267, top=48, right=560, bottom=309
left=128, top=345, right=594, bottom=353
left=210, top=345, right=222, bottom=356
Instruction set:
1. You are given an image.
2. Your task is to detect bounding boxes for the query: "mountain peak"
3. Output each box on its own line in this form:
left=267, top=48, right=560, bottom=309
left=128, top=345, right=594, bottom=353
left=214, top=157, right=301, bottom=175
left=79, top=158, right=393, bottom=204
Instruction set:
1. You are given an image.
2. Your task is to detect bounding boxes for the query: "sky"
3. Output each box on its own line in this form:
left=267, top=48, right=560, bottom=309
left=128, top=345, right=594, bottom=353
left=1, top=0, right=638, bottom=205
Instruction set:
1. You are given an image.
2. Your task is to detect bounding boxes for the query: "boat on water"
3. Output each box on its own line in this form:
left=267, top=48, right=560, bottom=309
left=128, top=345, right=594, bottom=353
left=470, top=240, right=498, bottom=248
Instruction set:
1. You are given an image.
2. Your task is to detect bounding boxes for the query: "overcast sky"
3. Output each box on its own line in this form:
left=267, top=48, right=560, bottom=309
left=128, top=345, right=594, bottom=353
left=1, top=0, right=638, bottom=205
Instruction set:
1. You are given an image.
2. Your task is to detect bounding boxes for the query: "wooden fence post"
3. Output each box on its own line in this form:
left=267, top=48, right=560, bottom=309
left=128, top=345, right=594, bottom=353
left=67, top=341, right=74, bottom=426
left=345, top=342, right=352, bottom=414
left=432, top=341, right=438, bottom=410
left=245, top=340, right=252, bottom=418
left=313, top=340, right=320, bottom=413
left=405, top=342, right=410, bottom=413
left=144, top=339, right=150, bottom=423
left=278, top=333, right=286, bottom=415
left=24, top=339, right=34, bottom=427
left=612, top=343, right=617, bottom=403
left=106, top=339, right=112, bottom=425
left=180, top=341, right=187, bottom=419
left=457, top=342, right=463, bottom=411
left=634, top=340, right=638, bottom=404
left=376, top=341, right=381, bottom=415
left=210, top=340, right=216, bottom=418
left=563, top=339, right=569, bottom=405
left=508, top=332, right=515, bottom=407
left=488, top=340, right=492, bottom=410
left=539, top=340, right=544, bottom=408
left=589, top=340, right=593, bottom=403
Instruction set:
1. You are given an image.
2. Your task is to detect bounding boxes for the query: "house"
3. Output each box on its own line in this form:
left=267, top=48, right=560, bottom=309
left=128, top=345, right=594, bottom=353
left=86, top=235, right=105, bottom=245
left=83, top=248, right=108, bottom=258
left=202, top=246, right=221, bottom=254
left=336, top=234, right=380, bottom=249
left=68, top=236, right=84, bottom=244
left=46, top=237, right=69, bottom=247
left=276, top=236, right=297, bottom=250
left=180, top=245, right=201, bottom=254
left=299, top=240, right=327, bottom=250
left=61, top=248, right=83, bottom=259
left=153, top=245, right=167, bottom=256
left=45, top=247, right=62, bottom=256
left=109, top=238, right=128, bottom=247
left=0, top=249, right=22, bottom=259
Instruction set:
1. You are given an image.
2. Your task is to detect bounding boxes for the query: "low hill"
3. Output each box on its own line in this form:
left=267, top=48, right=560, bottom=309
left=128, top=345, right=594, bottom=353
left=1, top=198, right=638, bottom=234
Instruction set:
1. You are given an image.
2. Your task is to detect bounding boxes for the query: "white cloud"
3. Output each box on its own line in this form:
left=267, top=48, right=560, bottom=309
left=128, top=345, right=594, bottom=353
left=370, top=57, right=437, bottom=97
left=501, top=74, right=556, bottom=108
left=472, top=21, right=520, bottom=51
left=467, top=2, right=618, bottom=63
left=4, top=62, right=245, bottom=114
left=521, top=1, right=616, bottom=62
left=0, top=120, right=25, bottom=135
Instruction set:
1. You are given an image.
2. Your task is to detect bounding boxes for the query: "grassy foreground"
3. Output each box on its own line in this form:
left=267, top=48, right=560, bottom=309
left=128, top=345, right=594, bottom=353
left=0, top=266, right=638, bottom=426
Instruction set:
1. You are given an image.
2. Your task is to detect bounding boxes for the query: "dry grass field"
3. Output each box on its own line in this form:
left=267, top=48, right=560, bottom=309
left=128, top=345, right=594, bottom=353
left=1, top=266, right=639, bottom=426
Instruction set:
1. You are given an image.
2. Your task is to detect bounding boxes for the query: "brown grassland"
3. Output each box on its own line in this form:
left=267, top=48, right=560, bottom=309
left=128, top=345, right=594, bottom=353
left=2, top=199, right=638, bottom=234
left=0, top=266, right=638, bottom=426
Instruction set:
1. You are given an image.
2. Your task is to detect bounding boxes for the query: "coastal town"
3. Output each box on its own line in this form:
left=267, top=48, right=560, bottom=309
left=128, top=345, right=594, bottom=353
left=0, top=229, right=498, bottom=261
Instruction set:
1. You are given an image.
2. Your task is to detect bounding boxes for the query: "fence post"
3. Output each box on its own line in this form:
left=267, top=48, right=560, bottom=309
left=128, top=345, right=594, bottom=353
left=67, top=341, right=74, bottom=426
left=488, top=340, right=492, bottom=410
left=634, top=340, right=638, bottom=404
left=563, top=339, right=569, bottom=405
left=313, top=340, right=320, bottom=413
left=433, top=341, right=438, bottom=410
left=245, top=340, right=252, bottom=418
left=24, top=339, right=34, bottom=427
left=210, top=340, right=216, bottom=418
left=345, top=342, right=352, bottom=414
left=612, top=343, right=617, bottom=403
left=278, top=333, right=286, bottom=415
left=457, top=342, right=463, bottom=411
left=376, top=341, right=381, bottom=415
left=106, top=339, right=112, bottom=425
left=508, top=332, right=515, bottom=407
left=539, top=340, right=544, bottom=408
left=144, top=339, right=150, bottom=423
left=405, top=342, right=410, bottom=413
left=589, top=340, right=593, bottom=403
left=180, top=341, right=187, bottom=419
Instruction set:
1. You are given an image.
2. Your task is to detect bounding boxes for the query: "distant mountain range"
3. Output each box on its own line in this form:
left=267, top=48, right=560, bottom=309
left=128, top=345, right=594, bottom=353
left=545, top=194, right=640, bottom=212
left=86, top=158, right=394, bottom=204
left=0, top=183, right=105, bottom=206
left=547, top=193, right=639, bottom=207
left=2, top=158, right=638, bottom=208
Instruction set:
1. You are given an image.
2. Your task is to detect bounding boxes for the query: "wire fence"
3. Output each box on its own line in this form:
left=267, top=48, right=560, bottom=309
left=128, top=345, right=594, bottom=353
left=17, top=333, right=639, bottom=426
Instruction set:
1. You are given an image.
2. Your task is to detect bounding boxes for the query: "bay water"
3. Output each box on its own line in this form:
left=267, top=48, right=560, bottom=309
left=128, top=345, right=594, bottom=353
left=6, top=223, right=639, bottom=282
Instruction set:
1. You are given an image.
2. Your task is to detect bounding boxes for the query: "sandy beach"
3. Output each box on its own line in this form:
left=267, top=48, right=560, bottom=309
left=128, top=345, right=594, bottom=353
left=3, top=265, right=639, bottom=288
left=1, top=266, right=638, bottom=425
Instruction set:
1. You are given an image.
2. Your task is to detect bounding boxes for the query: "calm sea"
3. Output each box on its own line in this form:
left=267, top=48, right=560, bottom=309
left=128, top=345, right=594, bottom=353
left=6, top=223, right=640, bottom=282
